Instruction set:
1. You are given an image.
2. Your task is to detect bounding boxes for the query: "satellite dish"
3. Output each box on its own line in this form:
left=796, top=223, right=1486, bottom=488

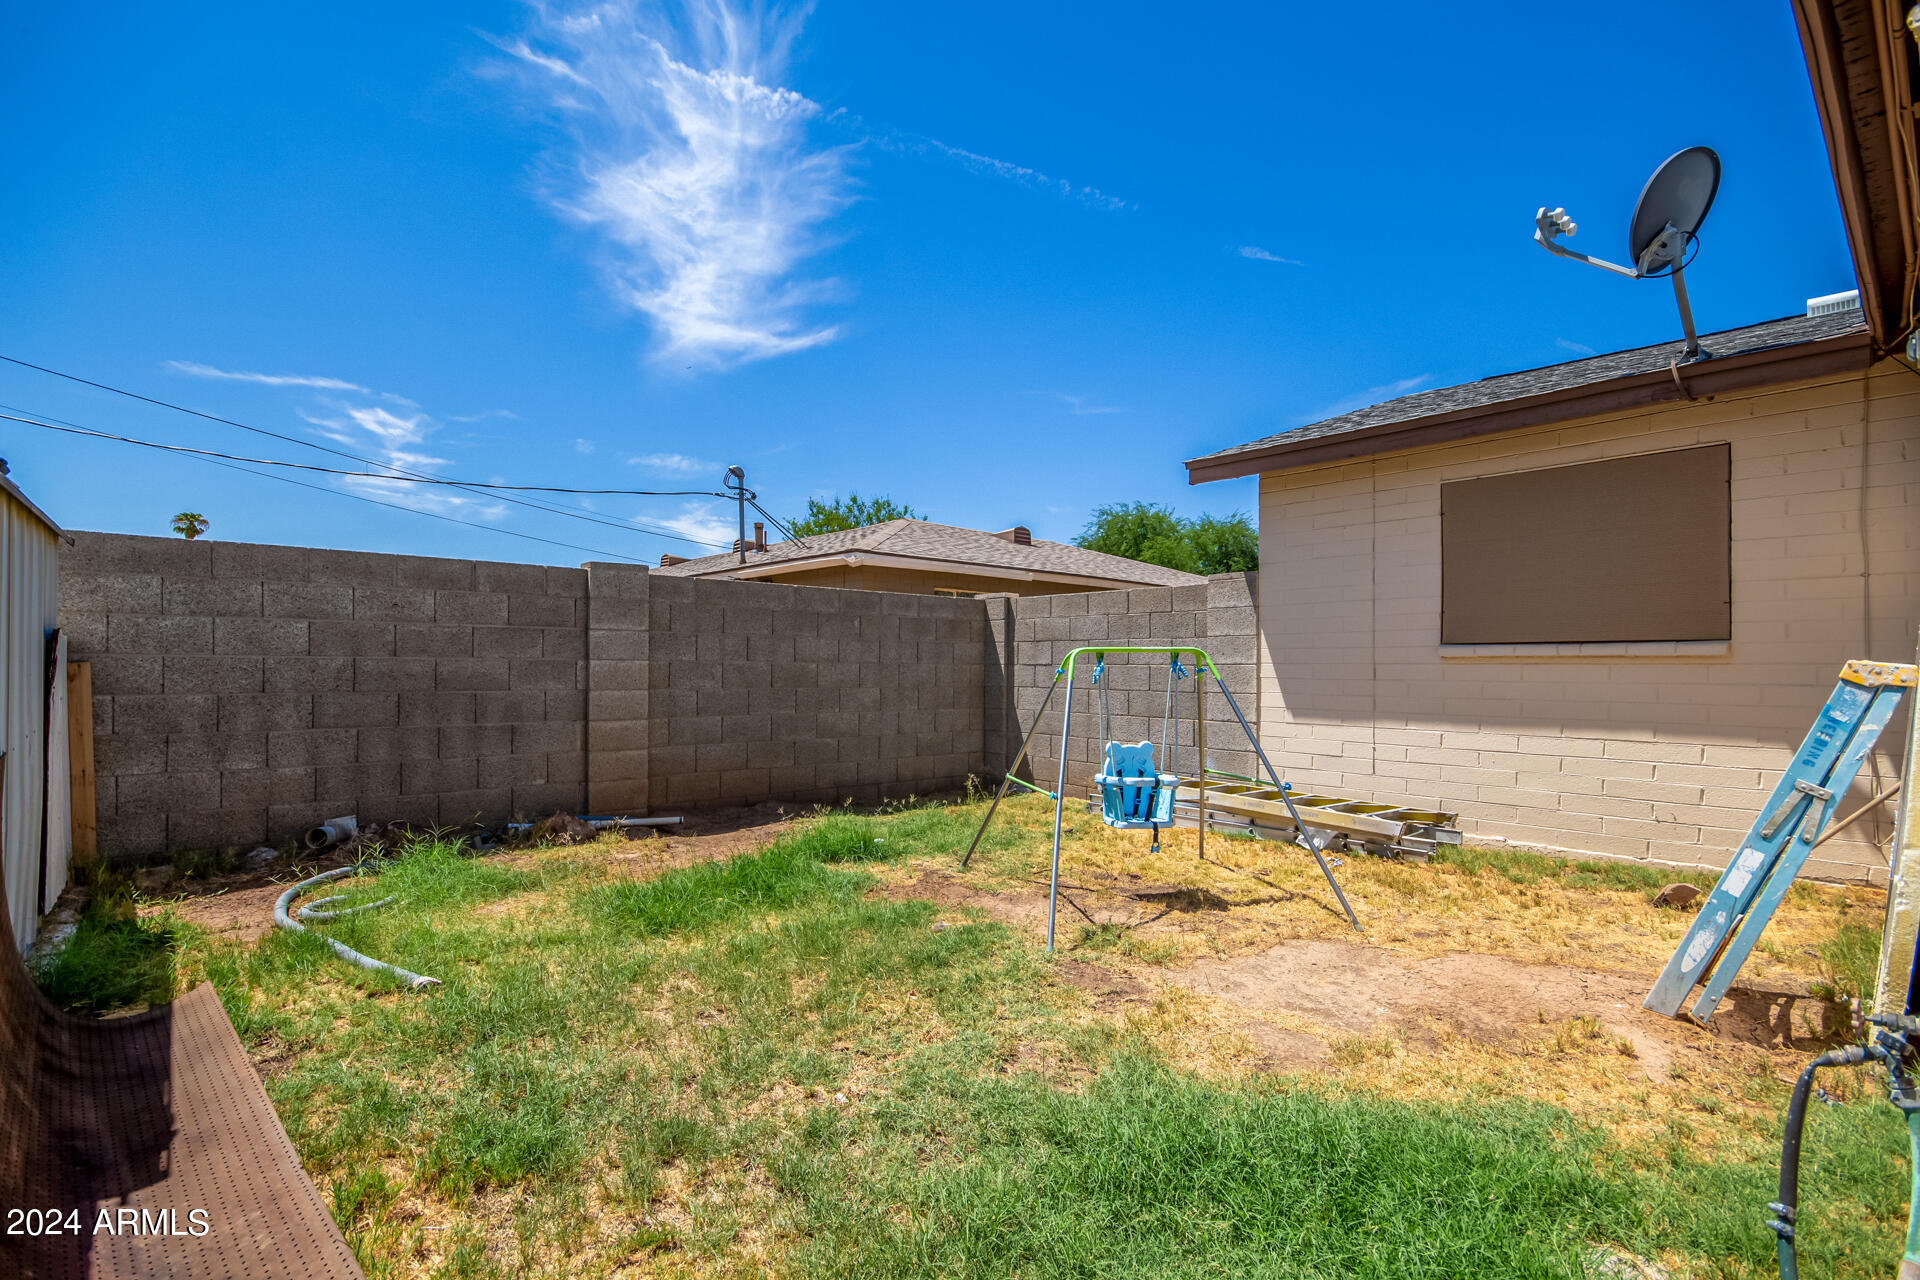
left=1534, top=146, right=1721, bottom=360
left=1628, top=147, right=1719, bottom=275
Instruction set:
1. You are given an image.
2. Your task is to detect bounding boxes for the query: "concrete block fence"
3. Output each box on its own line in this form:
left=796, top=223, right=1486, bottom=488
left=1007, top=573, right=1263, bottom=794
left=61, top=533, right=1184, bottom=859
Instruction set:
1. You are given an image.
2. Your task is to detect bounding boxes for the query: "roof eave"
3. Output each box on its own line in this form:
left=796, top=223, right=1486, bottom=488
left=1184, top=328, right=1875, bottom=484
left=0, top=473, right=64, bottom=537
left=1791, top=0, right=1916, bottom=352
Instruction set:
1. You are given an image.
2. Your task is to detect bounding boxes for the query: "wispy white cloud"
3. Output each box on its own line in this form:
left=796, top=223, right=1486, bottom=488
left=1056, top=394, right=1125, bottom=416
left=1237, top=245, right=1303, bottom=266
left=656, top=501, right=735, bottom=547
left=864, top=124, right=1131, bottom=212
left=574, top=437, right=597, bottom=453
left=296, top=405, right=506, bottom=518
left=446, top=408, right=520, bottom=423
left=1306, top=375, right=1431, bottom=422
left=496, top=1, right=852, bottom=369
left=1555, top=337, right=1597, bottom=356
left=166, top=360, right=372, bottom=395
left=166, top=359, right=423, bottom=407
left=166, top=357, right=514, bottom=518
left=630, top=450, right=712, bottom=474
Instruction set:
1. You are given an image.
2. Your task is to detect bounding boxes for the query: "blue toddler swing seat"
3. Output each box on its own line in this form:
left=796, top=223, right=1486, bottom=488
left=1095, top=742, right=1178, bottom=837
left=1090, top=656, right=1183, bottom=851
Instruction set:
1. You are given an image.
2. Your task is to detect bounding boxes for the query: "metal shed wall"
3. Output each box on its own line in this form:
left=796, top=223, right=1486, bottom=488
left=3, top=484, right=64, bottom=954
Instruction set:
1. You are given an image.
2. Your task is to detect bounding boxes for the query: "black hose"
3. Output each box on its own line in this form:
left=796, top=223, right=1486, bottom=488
left=1774, top=1044, right=1871, bottom=1280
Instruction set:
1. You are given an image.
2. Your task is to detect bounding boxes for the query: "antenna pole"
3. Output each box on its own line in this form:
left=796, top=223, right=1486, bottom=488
left=1672, top=268, right=1701, bottom=359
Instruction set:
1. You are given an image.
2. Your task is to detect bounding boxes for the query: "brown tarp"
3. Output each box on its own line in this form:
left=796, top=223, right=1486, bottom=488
left=1440, top=444, right=1732, bottom=645
left=1, top=869, right=365, bottom=1279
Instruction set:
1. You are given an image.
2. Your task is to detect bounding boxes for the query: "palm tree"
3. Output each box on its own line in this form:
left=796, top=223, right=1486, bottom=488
left=170, top=512, right=209, bottom=540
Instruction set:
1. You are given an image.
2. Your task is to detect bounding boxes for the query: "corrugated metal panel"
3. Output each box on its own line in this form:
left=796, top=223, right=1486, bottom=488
left=3, top=485, right=64, bottom=954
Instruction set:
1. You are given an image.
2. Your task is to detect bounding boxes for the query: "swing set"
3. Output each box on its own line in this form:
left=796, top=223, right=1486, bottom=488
left=961, top=646, right=1361, bottom=948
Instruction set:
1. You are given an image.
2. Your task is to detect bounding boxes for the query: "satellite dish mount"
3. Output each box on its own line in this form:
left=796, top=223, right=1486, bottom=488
left=1535, top=146, right=1721, bottom=360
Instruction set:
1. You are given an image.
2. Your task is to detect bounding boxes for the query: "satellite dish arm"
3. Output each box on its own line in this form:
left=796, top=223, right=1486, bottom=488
left=1534, top=207, right=1640, bottom=278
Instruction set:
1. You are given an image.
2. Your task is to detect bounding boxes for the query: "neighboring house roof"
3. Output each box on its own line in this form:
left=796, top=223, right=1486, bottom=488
left=1791, top=0, right=1918, bottom=351
left=1186, top=309, right=1873, bottom=483
left=654, top=518, right=1205, bottom=589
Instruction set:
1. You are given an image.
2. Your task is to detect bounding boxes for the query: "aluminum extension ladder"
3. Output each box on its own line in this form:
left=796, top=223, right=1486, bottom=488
left=1645, top=660, right=1915, bottom=1023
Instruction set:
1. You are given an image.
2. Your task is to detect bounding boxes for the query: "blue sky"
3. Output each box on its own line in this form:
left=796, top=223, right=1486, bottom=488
left=0, top=2, right=1855, bottom=566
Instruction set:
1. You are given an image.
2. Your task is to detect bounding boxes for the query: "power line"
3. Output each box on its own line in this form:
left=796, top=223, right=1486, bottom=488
left=0, top=402, right=722, bottom=559
left=191, top=453, right=649, bottom=563
left=0, top=411, right=727, bottom=495
left=0, top=352, right=730, bottom=547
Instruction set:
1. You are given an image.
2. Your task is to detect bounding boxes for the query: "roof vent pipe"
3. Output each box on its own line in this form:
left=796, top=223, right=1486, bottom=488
left=1806, top=290, right=1861, bottom=318
left=753, top=522, right=766, bottom=552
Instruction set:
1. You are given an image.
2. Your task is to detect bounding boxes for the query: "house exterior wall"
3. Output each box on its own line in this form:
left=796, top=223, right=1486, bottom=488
left=2, top=488, right=63, bottom=953
left=1253, top=361, right=1920, bottom=884
left=687, top=563, right=1117, bottom=597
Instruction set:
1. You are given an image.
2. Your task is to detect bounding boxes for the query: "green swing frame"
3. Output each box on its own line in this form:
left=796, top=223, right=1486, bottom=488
left=960, top=645, right=1360, bottom=948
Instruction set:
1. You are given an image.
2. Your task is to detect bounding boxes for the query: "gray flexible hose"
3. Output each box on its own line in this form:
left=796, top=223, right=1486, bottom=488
left=295, top=892, right=398, bottom=921
left=273, top=866, right=439, bottom=989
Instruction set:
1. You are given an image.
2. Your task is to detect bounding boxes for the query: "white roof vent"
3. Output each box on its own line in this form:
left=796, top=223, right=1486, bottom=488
left=1807, top=289, right=1861, bottom=318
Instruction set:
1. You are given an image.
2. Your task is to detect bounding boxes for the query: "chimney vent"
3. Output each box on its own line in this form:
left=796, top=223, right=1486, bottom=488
left=1806, top=289, right=1861, bottom=318
left=753, top=521, right=766, bottom=552
left=659, top=553, right=688, bottom=567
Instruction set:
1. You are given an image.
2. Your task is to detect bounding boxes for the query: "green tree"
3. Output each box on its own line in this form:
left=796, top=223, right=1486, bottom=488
left=789, top=492, right=922, bottom=537
left=170, top=512, right=209, bottom=540
left=1185, top=512, right=1259, bottom=573
left=1075, top=503, right=1257, bottom=574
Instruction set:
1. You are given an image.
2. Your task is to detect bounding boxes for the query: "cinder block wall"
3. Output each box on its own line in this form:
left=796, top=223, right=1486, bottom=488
left=1254, top=363, right=1920, bottom=885
left=643, top=575, right=988, bottom=808
left=60, top=533, right=588, bottom=855
left=59, top=533, right=1002, bottom=857
left=1008, top=574, right=1261, bottom=797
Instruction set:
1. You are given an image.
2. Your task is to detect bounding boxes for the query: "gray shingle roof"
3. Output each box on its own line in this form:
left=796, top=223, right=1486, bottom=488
left=1190, top=309, right=1870, bottom=467
left=655, top=518, right=1205, bottom=587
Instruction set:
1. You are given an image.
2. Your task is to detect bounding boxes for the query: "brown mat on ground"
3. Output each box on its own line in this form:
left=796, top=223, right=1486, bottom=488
left=1, top=869, right=364, bottom=1280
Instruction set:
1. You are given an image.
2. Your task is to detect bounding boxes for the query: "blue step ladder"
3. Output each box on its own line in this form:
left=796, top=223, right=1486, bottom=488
left=1645, top=660, right=1916, bottom=1023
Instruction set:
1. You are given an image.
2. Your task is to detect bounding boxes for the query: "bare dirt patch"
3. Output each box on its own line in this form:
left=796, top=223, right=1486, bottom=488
left=878, top=861, right=1850, bottom=1089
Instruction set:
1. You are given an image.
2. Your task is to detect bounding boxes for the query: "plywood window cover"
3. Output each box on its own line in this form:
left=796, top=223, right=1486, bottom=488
left=1440, top=444, right=1731, bottom=645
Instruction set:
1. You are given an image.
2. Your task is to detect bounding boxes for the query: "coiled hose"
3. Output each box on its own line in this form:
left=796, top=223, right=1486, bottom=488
left=273, top=865, right=439, bottom=990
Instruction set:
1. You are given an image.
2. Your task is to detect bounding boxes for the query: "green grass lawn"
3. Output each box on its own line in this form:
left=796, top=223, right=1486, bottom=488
left=38, top=804, right=1918, bottom=1279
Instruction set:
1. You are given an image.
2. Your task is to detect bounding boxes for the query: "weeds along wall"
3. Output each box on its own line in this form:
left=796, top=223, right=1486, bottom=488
left=57, top=533, right=1004, bottom=859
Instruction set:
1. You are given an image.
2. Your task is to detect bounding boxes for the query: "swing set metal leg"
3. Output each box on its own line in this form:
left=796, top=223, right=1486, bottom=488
left=1211, top=671, right=1362, bottom=932
left=1047, top=678, right=1077, bottom=951
left=960, top=678, right=1061, bottom=869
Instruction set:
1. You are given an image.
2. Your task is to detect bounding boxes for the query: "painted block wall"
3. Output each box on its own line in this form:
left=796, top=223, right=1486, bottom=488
left=1253, top=363, right=1920, bottom=884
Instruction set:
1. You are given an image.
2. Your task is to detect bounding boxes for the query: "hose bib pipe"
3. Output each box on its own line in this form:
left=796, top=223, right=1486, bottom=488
left=273, top=866, right=439, bottom=989
left=1773, top=1044, right=1874, bottom=1280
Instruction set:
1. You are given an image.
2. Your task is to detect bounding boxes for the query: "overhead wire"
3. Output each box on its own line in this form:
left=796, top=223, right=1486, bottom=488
left=0, top=411, right=726, bottom=495
left=0, top=353, right=732, bottom=548
left=187, top=452, right=648, bottom=563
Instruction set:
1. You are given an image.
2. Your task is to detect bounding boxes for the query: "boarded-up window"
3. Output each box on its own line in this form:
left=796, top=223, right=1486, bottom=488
left=1440, top=445, right=1730, bottom=644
